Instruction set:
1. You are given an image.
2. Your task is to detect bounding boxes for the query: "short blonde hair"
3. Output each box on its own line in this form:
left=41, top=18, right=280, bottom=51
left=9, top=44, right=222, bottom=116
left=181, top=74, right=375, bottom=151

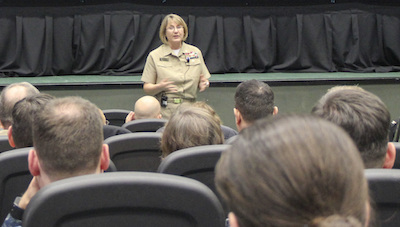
left=161, top=104, right=224, bottom=158
left=192, top=101, right=222, bottom=125
left=159, top=14, right=188, bottom=45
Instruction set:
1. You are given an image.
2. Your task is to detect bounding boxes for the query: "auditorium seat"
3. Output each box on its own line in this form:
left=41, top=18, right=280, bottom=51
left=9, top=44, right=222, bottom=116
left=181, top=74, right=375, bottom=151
left=122, top=118, right=167, bottom=133
left=23, top=172, right=226, bottom=227
left=104, top=132, right=162, bottom=172
left=0, top=136, right=13, bottom=153
left=0, top=147, right=117, bottom=222
left=0, top=147, right=32, bottom=222
left=365, top=169, right=400, bottom=227
left=103, top=124, right=131, bottom=140
left=157, top=144, right=230, bottom=212
left=102, top=109, right=131, bottom=127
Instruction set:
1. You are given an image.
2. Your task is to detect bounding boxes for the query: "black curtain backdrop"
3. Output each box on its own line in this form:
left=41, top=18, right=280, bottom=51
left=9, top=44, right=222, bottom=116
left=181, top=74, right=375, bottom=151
left=0, top=2, right=400, bottom=76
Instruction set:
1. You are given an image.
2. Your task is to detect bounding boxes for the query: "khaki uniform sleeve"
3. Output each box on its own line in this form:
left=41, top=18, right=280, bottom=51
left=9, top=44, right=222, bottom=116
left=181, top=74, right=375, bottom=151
left=198, top=50, right=211, bottom=79
left=141, top=53, right=157, bottom=84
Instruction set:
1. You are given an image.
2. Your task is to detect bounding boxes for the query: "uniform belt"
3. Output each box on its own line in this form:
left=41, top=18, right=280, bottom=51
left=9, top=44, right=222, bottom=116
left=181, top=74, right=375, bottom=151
left=169, top=97, right=195, bottom=104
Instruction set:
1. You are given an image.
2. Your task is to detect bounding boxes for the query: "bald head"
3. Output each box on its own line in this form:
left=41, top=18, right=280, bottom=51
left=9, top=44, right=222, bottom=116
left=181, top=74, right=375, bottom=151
left=0, top=82, right=39, bottom=129
left=134, top=96, right=161, bottom=120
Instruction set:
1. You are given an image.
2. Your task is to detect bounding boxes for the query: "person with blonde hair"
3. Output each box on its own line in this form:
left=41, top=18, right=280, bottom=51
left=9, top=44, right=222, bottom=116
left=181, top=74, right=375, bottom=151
left=141, top=14, right=211, bottom=119
left=160, top=104, right=224, bottom=158
left=192, top=101, right=237, bottom=140
left=216, top=115, right=371, bottom=227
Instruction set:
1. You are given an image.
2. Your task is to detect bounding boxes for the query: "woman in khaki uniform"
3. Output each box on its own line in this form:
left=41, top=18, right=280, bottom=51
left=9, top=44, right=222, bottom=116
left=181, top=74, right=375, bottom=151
left=141, top=14, right=210, bottom=119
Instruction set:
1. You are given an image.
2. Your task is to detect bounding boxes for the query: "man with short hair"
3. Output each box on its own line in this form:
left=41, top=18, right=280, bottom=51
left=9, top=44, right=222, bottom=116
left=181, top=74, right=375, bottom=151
left=312, top=86, right=396, bottom=169
left=0, top=82, right=39, bottom=132
left=233, top=79, right=278, bottom=132
left=125, top=95, right=162, bottom=122
left=8, top=93, right=55, bottom=148
left=2, top=96, right=110, bottom=226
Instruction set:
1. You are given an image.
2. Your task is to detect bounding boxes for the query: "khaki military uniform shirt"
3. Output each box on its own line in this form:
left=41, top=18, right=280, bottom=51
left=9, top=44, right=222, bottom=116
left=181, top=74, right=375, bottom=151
left=141, top=42, right=211, bottom=118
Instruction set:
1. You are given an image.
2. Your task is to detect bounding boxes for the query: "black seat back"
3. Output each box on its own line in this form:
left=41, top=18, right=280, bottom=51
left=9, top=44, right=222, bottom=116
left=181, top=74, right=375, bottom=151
left=0, top=136, right=13, bottom=153
left=102, top=109, right=131, bottom=127
left=23, top=172, right=226, bottom=227
left=122, top=118, right=167, bottom=133
left=0, top=147, right=32, bottom=222
left=104, top=132, right=162, bottom=172
left=365, top=169, right=400, bottom=227
left=158, top=144, right=230, bottom=194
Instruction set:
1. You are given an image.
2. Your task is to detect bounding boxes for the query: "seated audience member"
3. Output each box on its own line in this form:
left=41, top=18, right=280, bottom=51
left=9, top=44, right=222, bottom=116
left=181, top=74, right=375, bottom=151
left=102, top=124, right=131, bottom=140
left=0, top=82, right=39, bottom=135
left=226, top=79, right=277, bottom=144
left=2, top=96, right=110, bottom=226
left=125, top=96, right=162, bottom=123
left=98, top=108, right=131, bottom=140
left=8, top=93, right=55, bottom=148
left=192, top=101, right=238, bottom=140
left=192, top=101, right=223, bottom=124
left=233, top=79, right=278, bottom=132
left=215, top=115, right=371, bottom=227
left=160, top=104, right=224, bottom=158
left=312, top=86, right=395, bottom=169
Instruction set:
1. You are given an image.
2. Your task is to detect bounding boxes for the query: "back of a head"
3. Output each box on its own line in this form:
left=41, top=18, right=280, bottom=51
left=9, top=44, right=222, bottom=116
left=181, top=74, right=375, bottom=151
left=311, top=87, right=390, bottom=168
left=12, top=93, right=55, bottom=148
left=215, top=115, right=369, bottom=227
left=0, top=82, right=39, bottom=128
left=161, top=105, right=224, bottom=157
left=192, top=101, right=222, bottom=125
left=234, top=79, right=275, bottom=123
left=310, top=215, right=363, bottom=227
left=32, top=96, right=104, bottom=181
left=134, top=96, right=161, bottom=119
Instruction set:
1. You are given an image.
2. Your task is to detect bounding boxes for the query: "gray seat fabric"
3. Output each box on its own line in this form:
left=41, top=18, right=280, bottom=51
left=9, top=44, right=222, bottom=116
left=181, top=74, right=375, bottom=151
left=0, top=147, right=32, bottom=222
left=104, top=132, right=162, bottom=172
left=0, top=146, right=118, bottom=223
left=0, top=136, right=13, bottom=153
left=23, top=172, right=226, bottom=227
left=157, top=144, right=231, bottom=214
left=102, top=109, right=131, bottom=127
left=365, top=168, right=400, bottom=227
left=103, top=125, right=131, bottom=140
left=122, top=119, right=167, bottom=133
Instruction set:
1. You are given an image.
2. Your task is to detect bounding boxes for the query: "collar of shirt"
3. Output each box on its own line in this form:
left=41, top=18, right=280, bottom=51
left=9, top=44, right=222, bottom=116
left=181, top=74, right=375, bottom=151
left=161, top=42, right=187, bottom=57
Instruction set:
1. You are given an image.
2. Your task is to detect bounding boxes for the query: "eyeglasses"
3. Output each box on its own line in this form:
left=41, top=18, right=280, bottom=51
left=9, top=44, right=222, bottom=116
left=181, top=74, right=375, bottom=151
left=166, top=25, right=183, bottom=31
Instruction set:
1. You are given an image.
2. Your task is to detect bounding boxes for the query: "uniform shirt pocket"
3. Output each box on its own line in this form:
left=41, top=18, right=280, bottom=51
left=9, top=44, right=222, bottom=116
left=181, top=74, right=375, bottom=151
left=156, top=61, right=172, bottom=68
left=187, top=58, right=201, bottom=66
